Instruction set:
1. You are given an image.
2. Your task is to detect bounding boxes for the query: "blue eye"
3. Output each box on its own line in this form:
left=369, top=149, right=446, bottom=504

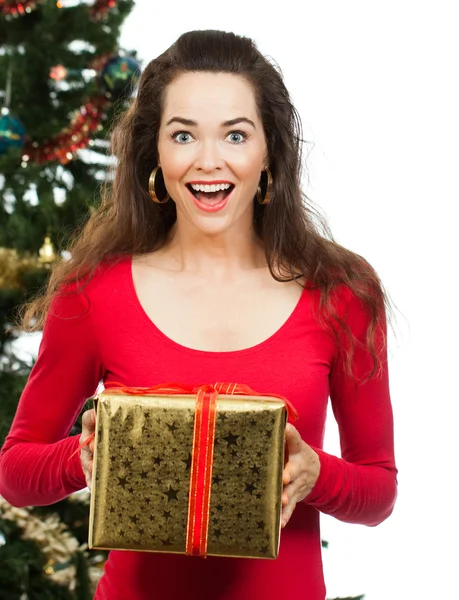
left=171, top=130, right=248, bottom=144
left=172, top=131, right=193, bottom=144
left=227, top=131, right=247, bottom=144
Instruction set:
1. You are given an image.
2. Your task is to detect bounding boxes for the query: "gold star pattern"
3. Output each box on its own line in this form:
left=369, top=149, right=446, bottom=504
left=164, top=485, right=179, bottom=502
left=222, top=432, right=239, bottom=446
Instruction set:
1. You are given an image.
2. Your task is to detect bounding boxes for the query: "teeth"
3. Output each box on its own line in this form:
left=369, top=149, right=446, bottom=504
left=190, top=183, right=232, bottom=193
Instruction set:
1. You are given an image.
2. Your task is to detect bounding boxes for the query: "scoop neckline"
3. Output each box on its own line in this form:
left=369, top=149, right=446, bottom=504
left=125, top=255, right=308, bottom=358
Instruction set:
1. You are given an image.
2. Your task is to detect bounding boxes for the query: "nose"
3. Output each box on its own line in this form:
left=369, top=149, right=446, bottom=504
left=193, top=139, right=225, bottom=172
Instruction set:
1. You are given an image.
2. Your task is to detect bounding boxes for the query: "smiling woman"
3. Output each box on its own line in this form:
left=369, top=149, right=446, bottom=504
left=0, top=29, right=397, bottom=600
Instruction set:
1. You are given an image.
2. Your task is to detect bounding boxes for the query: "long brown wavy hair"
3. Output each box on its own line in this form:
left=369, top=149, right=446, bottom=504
left=20, top=29, right=392, bottom=384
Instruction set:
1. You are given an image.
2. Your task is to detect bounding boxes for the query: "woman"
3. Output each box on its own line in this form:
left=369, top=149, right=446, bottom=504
left=0, top=30, right=397, bottom=599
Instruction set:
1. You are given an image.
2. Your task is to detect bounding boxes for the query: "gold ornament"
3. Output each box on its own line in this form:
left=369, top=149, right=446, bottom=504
left=0, top=247, right=39, bottom=290
left=38, top=235, right=57, bottom=266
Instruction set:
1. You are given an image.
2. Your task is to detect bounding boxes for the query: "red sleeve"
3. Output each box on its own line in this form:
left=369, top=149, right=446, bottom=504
left=0, top=286, right=104, bottom=507
left=304, top=287, right=398, bottom=526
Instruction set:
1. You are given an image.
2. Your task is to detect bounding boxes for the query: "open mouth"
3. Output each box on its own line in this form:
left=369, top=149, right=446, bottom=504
left=186, top=183, right=235, bottom=204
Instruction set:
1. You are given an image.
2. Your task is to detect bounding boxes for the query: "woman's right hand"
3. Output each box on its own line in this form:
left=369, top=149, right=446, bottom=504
left=80, top=408, right=96, bottom=492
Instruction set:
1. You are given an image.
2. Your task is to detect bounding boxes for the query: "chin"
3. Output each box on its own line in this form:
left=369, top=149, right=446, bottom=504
left=190, top=214, right=235, bottom=237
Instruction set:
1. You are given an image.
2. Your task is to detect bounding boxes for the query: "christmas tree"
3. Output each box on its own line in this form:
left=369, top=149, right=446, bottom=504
left=0, top=1, right=137, bottom=596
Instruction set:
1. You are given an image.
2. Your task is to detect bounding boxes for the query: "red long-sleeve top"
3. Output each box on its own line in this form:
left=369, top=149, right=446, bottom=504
left=0, top=256, right=397, bottom=600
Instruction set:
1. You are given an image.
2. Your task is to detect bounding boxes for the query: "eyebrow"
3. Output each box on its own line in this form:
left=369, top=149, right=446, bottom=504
left=165, top=116, right=256, bottom=129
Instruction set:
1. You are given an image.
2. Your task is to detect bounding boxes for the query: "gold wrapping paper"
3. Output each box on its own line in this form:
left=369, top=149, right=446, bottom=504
left=88, top=391, right=287, bottom=559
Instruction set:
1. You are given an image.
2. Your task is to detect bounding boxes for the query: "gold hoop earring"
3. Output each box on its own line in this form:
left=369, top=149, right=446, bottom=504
left=148, top=165, right=170, bottom=204
left=256, top=167, right=273, bottom=205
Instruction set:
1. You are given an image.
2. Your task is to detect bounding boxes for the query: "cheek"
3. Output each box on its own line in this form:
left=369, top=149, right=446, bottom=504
left=158, top=144, right=190, bottom=186
left=228, top=149, right=265, bottom=181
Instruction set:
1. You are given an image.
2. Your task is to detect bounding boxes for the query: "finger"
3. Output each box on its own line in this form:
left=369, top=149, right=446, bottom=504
left=281, top=506, right=293, bottom=528
left=281, top=481, right=300, bottom=526
left=85, top=459, right=93, bottom=491
left=84, top=456, right=93, bottom=476
left=281, top=494, right=297, bottom=528
left=81, top=455, right=93, bottom=488
left=282, top=467, right=292, bottom=485
left=81, top=446, right=92, bottom=457
left=283, top=478, right=297, bottom=497
left=82, top=408, right=96, bottom=432
left=80, top=434, right=94, bottom=455
left=282, top=456, right=301, bottom=485
left=285, top=423, right=302, bottom=455
left=282, top=478, right=297, bottom=507
left=80, top=449, right=92, bottom=470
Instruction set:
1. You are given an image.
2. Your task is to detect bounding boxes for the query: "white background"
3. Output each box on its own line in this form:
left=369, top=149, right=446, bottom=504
left=14, top=1, right=459, bottom=598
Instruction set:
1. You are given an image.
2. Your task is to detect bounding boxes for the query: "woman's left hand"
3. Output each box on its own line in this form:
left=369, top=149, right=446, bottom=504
left=281, top=423, right=321, bottom=528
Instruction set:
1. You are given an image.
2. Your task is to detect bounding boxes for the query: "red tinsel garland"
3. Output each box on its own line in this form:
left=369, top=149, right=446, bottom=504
left=0, top=0, right=118, bottom=18
left=0, top=0, right=39, bottom=15
left=22, top=95, right=111, bottom=164
left=89, top=0, right=117, bottom=20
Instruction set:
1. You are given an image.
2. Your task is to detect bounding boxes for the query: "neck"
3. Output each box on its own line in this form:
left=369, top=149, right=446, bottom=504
left=159, top=216, right=266, bottom=278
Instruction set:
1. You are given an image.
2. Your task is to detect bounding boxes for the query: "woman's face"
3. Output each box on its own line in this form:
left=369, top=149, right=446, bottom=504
left=157, top=72, right=268, bottom=237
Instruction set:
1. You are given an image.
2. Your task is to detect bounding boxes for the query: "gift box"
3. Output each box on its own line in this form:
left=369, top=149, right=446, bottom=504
left=88, top=383, right=297, bottom=559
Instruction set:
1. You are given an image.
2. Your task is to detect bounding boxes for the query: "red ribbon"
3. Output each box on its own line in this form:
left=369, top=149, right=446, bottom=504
left=185, top=386, right=218, bottom=556
left=102, top=381, right=299, bottom=422
left=77, top=381, right=298, bottom=557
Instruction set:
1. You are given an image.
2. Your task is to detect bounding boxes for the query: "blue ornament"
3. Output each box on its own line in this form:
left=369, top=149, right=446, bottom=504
left=0, top=112, right=27, bottom=154
left=100, top=55, right=141, bottom=99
